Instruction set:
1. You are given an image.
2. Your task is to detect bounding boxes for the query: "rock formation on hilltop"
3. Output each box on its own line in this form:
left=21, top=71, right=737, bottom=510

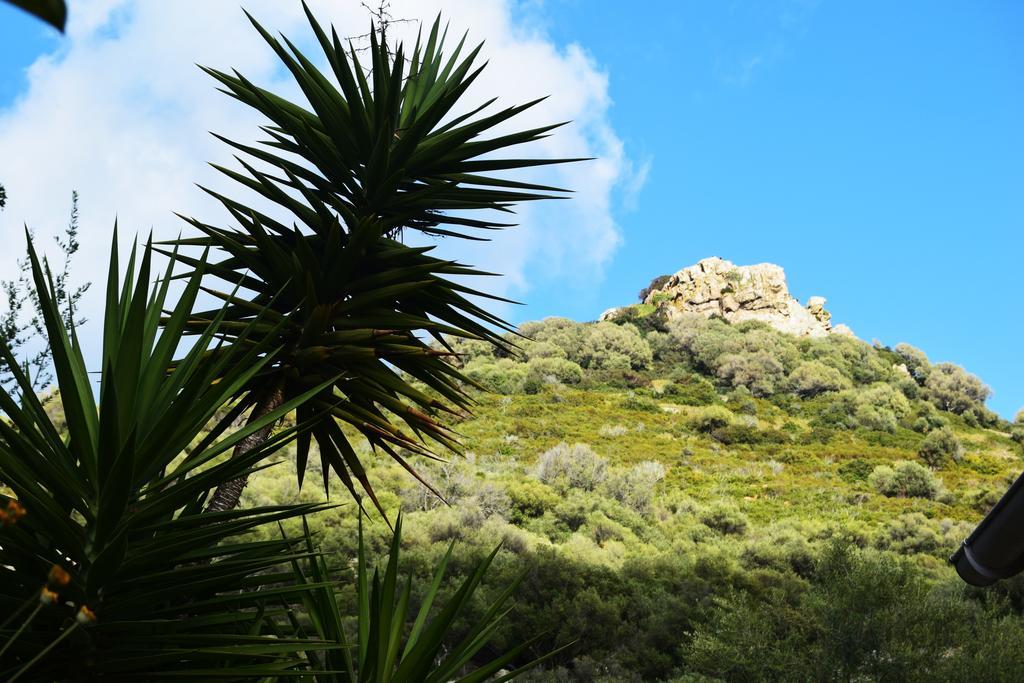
left=604, top=257, right=855, bottom=338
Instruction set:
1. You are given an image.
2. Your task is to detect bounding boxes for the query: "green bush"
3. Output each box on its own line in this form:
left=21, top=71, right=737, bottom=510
left=638, top=273, right=673, bottom=301
left=789, top=360, right=852, bottom=397
left=463, top=357, right=527, bottom=394
left=579, top=322, right=653, bottom=371
left=688, top=405, right=735, bottom=433
left=534, top=442, right=608, bottom=491
left=525, top=357, right=584, bottom=387
left=602, top=461, right=667, bottom=515
left=710, top=422, right=784, bottom=445
left=519, top=317, right=587, bottom=361
left=620, top=392, right=661, bottom=412
left=869, top=461, right=942, bottom=499
left=700, top=503, right=749, bottom=535
left=520, top=339, right=569, bottom=360
left=917, top=427, right=964, bottom=468
left=804, top=335, right=889, bottom=384
left=685, top=542, right=1024, bottom=682
left=924, top=362, right=992, bottom=415
left=837, top=458, right=875, bottom=483
left=849, top=382, right=912, bottom=432
left=661, top=374, right=720, bottom=406
left=894, top=342, right=931, bottom=383
left=875, top=513, right=942, bottom=555
left=716, top=350, right=786, bottom=397
left=506, top=479, right=562, bottom=521
left=912, top=405, right=948, bottom=433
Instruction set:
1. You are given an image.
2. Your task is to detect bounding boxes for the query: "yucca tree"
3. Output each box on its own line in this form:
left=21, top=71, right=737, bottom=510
left=288, top=516, right=563, bottom=682
left=166, top=4, right=581, bottom=512
left=0, top=233, right=338, bottom=680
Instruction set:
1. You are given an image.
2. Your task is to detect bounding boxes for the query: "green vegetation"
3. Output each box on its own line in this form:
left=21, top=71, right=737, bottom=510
left=236, top=309, right=1024, bottom=680
left=0, top=6, right=572, bottom=681
left=3, top=1, right=1022, bottom=680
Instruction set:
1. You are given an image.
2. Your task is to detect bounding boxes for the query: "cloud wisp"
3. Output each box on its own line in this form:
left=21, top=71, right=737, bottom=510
left=0, top=0, right=641, bottom=341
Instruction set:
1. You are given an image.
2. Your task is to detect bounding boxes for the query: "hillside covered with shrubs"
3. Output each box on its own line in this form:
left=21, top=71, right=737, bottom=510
left=243, top=307, right=1024, bottom=681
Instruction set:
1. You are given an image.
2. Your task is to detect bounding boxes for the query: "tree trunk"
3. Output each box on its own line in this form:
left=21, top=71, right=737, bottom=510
left=205, top=382, right=286, bottom=513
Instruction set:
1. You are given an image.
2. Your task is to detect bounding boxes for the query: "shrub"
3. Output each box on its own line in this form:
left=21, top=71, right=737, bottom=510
left=715, top=351, right=785, bottom=397
left=603, top=461, right=667, bottom=515
left=741, top=527, right=816, bottom=577
left=446, top=335, right=497, bottom=365
left=700, top=503, right=749, bottom=535
left=725, top=386, right=758, bottom=415
left=599, top=423, right=630, bottom=438
left=837, top=458, right=875, bottom=483
left=520, top=339, right=568, bottom=360
left=869, top=461, right=942, bottom=499
left=924, top=362, right=992, bottom=415
left=918, top=427, right=965, bottom=468
left=851, top=383, right=912, bottom=432
left=875, top=513, right=942, bottom=555
left=579, top=322, right=653, bottom=371
left=789, top=360, right=851, bottom=397
left=912, top=405, right=948, bottom=433
left=463, top=358, right=526, bottom=394
left=534, top=442, right=608, bottom=491
left=519, top=317, right=586, bottom=361
left=894, top=342, right=931, bottom=383
left=711, top=423, right=772, bottom=445
left=638, top=273, right=673, bottom=301
left=688, top=405, right=735, bottom=433
left=621, top=392, right=661, bottom=412
left=662, top=374, right=720, bottom=406
left=967, top=404, right=1001, bottom=429
left=506, top=480, right=561, bottom=521
left=525, top=357, right=584, bottom=386
left=805, top=334, right=889, bottom=384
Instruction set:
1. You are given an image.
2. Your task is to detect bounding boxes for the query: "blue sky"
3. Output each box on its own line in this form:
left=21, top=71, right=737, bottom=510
left=526, top=0, right=1023, bottom=417
left=0, top=0, right=1021, bottom=417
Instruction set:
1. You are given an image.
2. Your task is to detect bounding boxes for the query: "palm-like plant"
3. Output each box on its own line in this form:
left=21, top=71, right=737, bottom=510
left=166, top=4, right=581, bottom=512
left=288, top=516, right=563, bottom=682
left=0, top=234, right=337, bottom=680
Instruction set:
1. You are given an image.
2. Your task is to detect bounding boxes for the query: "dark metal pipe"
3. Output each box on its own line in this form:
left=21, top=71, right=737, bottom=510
left=951, top=470, right=1024, bottom=586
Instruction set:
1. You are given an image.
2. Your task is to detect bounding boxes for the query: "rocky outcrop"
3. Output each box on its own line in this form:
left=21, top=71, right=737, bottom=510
left=619, top=257, right=855, bottom=338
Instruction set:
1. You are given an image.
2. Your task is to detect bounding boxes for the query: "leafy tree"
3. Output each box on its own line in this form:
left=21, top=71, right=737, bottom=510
left=851, top=382, right=911, bottom=432
left=924, top=362, right=991, bottom=415
left=579, top=322, right=652, bottom=371
left=918, top=426, right=965, bottom=468
left=716, top=350, right=785, bottom=396
left=789, top=359, right=851, bottom=397
left=869, top=461, right=942, bottom=499
left=894, top=342, right=931, bottom=384
left=524, top=356, right=584, bottom=389
left=0, top=192, right=90, bottom=393
left=163, top=5, right=578, bottom=512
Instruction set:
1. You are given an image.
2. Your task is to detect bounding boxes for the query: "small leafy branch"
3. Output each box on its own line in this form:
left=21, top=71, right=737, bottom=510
left=0, top=191, right=90, bottom=393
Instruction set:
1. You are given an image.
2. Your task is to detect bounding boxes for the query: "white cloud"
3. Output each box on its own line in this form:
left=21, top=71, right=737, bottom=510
left=0, top=0, right=641, bottom=349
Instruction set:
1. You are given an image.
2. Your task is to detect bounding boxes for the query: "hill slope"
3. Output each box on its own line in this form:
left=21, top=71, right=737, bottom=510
left=244, top=266, right=1024, bottom=681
